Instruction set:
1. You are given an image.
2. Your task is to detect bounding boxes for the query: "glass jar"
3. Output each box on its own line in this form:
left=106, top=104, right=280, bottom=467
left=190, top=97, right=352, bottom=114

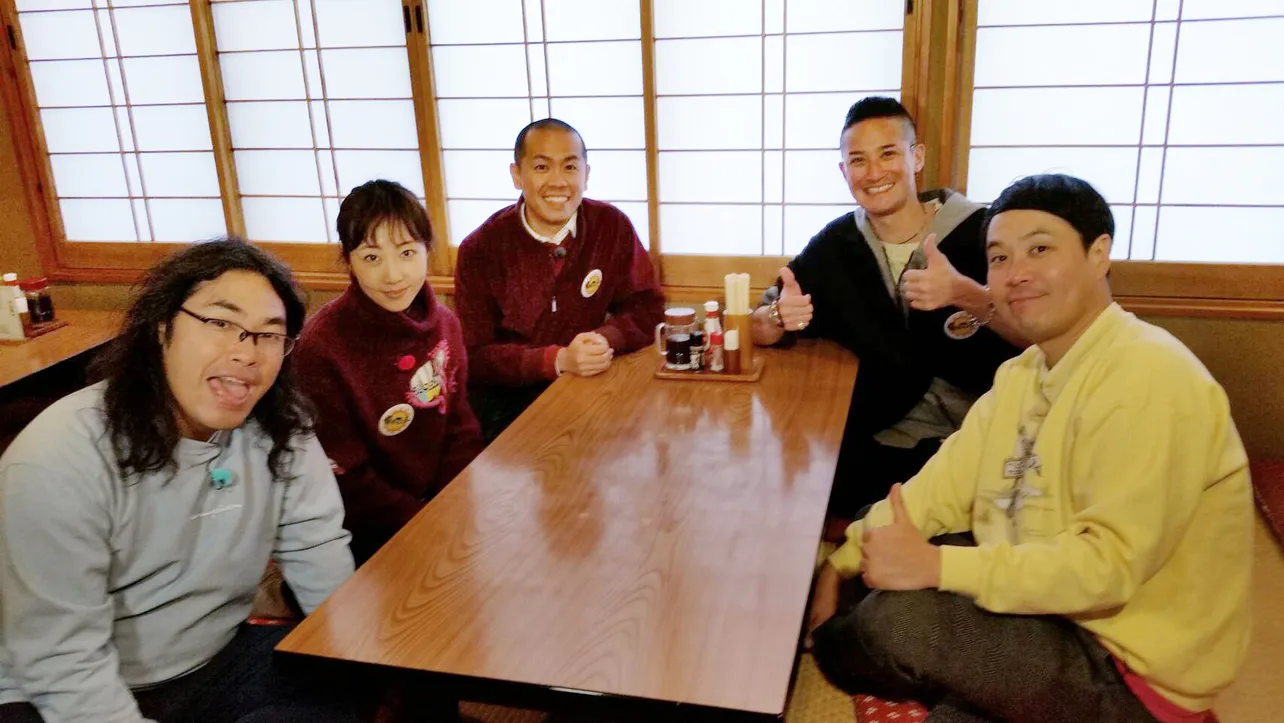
left=19, top=277, right=54, bottom=325
left=654, top=307, right=697, bottom=370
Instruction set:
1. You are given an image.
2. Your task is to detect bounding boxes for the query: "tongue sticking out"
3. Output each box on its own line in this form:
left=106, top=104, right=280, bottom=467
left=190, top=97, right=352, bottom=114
left=209, top=377, right=251, bottom=407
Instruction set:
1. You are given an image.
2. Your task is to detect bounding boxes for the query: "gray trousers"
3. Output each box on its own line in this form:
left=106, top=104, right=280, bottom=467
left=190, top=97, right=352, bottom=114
left=811, top=542, right=1159, bottom=723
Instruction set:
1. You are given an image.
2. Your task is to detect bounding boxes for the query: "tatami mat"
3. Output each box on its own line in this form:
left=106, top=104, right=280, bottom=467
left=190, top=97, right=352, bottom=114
left=785, top=653, right=858, bottom=723
left=1215, top=513, right=1284, bottom=723
left=460, top=702, right=548, bottom=723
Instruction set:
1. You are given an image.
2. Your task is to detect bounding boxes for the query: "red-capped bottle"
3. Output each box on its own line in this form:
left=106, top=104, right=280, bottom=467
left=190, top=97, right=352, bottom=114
left=709, top=329, right=724, bottom=372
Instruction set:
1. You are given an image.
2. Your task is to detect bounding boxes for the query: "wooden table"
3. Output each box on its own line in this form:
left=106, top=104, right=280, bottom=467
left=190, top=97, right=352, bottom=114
left=0, top=309, right=121, bottom=388
left=279, top=341, right=859, bottom=722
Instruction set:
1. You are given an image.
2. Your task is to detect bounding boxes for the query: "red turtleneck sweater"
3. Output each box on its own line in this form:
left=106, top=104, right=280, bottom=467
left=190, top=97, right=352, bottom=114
left=454, top=198, right=665, bottom=388
left=295, top=283, right=483, bottom=559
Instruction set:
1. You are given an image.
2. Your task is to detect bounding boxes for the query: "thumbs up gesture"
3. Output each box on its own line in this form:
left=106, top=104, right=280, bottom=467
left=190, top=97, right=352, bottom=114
left=775, top=266, right=814, bottom=332
left=860, top=483, right=941, bottom=590
left=900, top=234, right=966, bottom=312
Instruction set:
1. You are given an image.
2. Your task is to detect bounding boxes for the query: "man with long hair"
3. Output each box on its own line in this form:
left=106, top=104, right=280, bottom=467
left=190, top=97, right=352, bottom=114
left=0, top=239, right=360, bottom=722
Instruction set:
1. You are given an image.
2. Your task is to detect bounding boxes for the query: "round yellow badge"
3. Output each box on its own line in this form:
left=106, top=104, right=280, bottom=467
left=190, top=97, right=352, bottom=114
left=943, top=310, right=980, bottom=340
left=378, top=403, right=415, bottom=436
left=581, top=268, right=603, bottom=298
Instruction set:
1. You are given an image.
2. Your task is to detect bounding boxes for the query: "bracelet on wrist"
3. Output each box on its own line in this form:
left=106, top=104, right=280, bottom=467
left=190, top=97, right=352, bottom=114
left=975, top=291, right=996, bottom=327
left=769, top=300, right=786, bottom=329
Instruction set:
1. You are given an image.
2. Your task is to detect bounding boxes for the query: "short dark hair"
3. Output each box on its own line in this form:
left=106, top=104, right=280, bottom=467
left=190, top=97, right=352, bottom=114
left=336, top=179, right=432, bottom=257
left=841, top=96, right=917, bottom=143
left=983, top=174, right=1114, bottom=250
left=513, top=118, right=587, bottom=164
left=95, top=238, right=312, bottom=483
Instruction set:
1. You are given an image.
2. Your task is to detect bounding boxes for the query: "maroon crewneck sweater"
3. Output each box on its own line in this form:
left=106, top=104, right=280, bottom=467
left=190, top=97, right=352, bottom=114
left=454, top=198, right=665, bottom=388
left=295, top=283, right=482, bottom=556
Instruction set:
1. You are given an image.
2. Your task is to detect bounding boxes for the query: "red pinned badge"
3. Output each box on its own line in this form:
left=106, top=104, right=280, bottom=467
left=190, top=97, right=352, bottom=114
left=397, top=354, right=416, bottom=371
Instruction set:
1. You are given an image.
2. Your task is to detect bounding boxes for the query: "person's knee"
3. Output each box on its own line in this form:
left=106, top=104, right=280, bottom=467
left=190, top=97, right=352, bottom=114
left=811, top=590, right=952, bottom=698
left=853, top=589, right=949, bottom=669
left=810, top=614, right=865, bottom=693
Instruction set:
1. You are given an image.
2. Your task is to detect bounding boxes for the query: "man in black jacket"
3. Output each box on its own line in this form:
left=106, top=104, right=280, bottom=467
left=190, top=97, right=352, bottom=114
left=752, top=97, right=1027, bottom=527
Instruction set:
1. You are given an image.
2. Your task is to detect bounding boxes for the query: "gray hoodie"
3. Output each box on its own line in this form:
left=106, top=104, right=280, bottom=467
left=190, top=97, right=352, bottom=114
left=0, top=383, right=354, bottom=723
left=853, top=189, right=990, bottom=448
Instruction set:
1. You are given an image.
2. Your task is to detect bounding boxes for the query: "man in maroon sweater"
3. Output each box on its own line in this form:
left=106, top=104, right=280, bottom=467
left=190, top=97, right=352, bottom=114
left=455, top=119, right=665, bottom=441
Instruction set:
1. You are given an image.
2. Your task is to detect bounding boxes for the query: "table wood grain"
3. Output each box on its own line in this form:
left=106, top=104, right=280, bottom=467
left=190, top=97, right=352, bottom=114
left=0, top=309, right=121, bottom=388
left=279, top=341, right=858, bottom=717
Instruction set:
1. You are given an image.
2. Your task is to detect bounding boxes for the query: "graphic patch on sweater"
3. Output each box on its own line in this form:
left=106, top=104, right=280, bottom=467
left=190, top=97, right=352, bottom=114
left=991, top=427, right=1043, bottom=539
left=407, top=340, right=452, bottom=413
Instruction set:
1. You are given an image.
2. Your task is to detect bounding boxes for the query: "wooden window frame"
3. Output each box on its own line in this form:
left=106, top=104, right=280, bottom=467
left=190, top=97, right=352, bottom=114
left=619, top=0, right=927, bottom=303
left=0, top=0, right=418, bottom=292
left=3, top=0, right=1279, bottom=316
left=1, top=1, right=244, bottom=278
left=941, top=0, right=1284, bottom=319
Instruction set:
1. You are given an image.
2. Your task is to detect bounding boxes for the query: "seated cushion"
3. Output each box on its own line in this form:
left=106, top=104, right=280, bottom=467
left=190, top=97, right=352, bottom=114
left=854, top=693, right=929, bottom=722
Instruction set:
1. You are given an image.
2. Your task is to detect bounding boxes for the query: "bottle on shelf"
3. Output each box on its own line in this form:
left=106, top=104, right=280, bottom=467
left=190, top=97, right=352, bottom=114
left=20, top=277, right=54, bottom=325
left=2, top=273, right=31, bottom=338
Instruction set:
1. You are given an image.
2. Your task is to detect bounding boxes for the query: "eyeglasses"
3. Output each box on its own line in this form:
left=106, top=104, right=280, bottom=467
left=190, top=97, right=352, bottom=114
left=178, top=308, right=297, bottom=357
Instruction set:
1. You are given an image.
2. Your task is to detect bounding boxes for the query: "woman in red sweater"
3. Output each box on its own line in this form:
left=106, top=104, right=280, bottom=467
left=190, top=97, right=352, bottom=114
left=295, top=180, right=483, bottom=563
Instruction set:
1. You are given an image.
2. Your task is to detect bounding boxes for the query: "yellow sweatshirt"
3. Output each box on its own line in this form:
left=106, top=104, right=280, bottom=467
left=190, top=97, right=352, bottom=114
left=829, top=303, right=1252, bottom=712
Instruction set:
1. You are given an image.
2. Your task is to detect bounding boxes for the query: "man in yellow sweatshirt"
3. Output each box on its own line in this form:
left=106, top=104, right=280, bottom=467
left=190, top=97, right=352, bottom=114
left=808, top=174, right=1251, bottom=723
